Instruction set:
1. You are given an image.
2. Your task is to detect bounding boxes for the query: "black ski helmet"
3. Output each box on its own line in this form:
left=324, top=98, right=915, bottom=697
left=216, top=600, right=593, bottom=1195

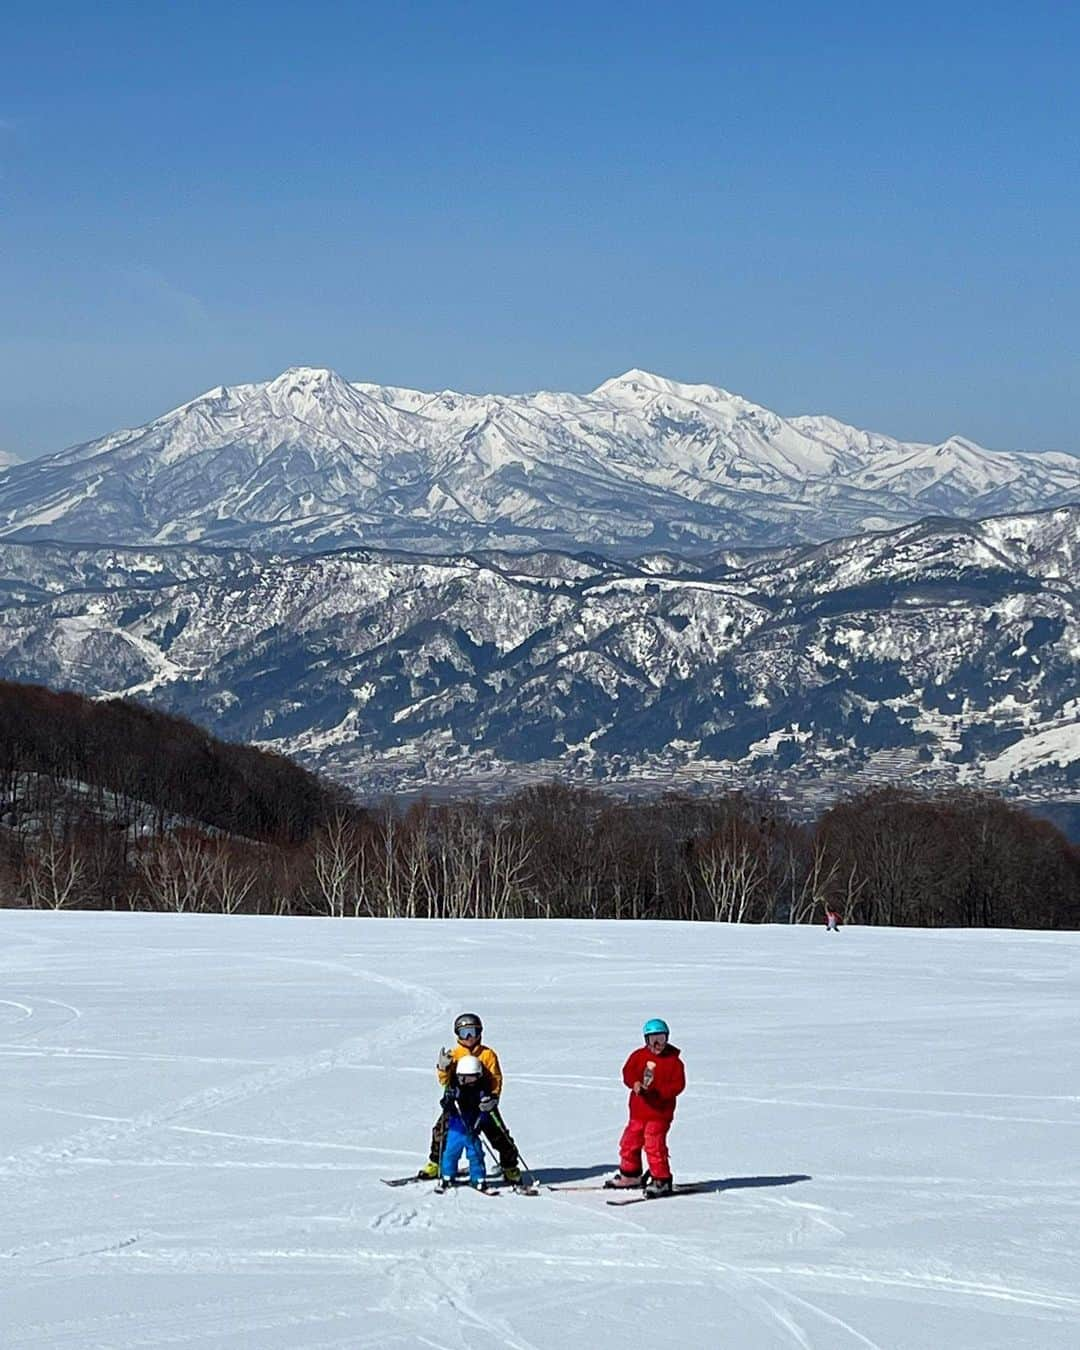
left=454, top=1012, right=483, bottom=1036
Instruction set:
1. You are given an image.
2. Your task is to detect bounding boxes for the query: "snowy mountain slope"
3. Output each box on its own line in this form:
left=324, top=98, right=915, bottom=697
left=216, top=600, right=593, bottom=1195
left=0, top=539, right=270, bottom=607
left=0, top=506, right=1076, bottom=795
left=1, top=366, right=1077, bottom=553
left=4, top=913, right=1079, bottom=1350
left=790, top=414, right=1080, bottom=515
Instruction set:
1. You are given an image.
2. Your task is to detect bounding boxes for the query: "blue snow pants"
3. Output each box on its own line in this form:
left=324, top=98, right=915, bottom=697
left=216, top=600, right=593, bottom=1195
left=440, top=1114, right=486, bottom=1183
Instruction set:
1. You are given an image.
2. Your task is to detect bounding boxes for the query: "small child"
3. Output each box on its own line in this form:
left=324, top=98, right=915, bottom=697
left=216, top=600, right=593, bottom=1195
left=606, top=1018, right=686, bottom=1198
left=436, top=1055, right=491, bottom=1191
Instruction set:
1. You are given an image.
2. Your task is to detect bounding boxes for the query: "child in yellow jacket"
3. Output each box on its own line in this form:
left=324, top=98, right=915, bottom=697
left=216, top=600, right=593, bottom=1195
left=419, top=1011, right=523, bottom=1183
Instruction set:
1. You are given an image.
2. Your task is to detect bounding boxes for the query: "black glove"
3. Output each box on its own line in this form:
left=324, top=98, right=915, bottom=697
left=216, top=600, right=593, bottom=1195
left=478, top=1094, right=498, bottom=1113
left=440, top=1088, right=458, bottom=1110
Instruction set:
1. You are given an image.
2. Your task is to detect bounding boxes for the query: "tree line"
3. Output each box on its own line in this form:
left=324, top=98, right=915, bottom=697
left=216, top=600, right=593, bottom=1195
left=1, top=682, right=1077, bottom=927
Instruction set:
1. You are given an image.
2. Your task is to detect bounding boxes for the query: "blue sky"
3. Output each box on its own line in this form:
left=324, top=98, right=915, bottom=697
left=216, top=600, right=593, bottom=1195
left=2, top=1, right=1078, bottom=457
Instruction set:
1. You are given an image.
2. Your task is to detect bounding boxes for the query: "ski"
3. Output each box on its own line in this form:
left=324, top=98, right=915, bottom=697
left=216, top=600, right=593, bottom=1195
left=606, top=1184, right=707, bottom=1207
left=383, top=1169, right=527, bottom=1192
left=430, top=1178, right=536, bottom=1197
left=434, top=1181, right=498, bottom=1196
left=545, top=1182, right=620, bottom=1192
left=382, top=1169, right=468, bottom=1188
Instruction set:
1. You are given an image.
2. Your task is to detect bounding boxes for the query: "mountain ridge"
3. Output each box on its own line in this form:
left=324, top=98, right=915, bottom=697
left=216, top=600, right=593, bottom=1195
left=1, top=367, right=1077, bottom=554
left=0, top=502, right=1075, bottom=800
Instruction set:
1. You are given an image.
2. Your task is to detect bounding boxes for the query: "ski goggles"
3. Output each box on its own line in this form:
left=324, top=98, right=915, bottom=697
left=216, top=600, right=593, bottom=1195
left=456, top=1027, right=481, bottom=1038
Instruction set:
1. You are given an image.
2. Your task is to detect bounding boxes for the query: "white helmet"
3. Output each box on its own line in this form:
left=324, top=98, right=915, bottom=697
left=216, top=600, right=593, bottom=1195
left=456, top=1055, right=483, bottom=1078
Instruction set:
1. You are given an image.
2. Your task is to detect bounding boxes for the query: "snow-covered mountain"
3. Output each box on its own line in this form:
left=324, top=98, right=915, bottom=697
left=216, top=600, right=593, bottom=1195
left=0, top=505, right=1076, bottom=797
left=0, top=367, right=1077, bottom=553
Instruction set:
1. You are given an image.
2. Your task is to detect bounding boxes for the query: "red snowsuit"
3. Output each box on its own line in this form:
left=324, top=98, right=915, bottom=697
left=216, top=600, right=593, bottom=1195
left=618, top=1043, right=685, bottom=1181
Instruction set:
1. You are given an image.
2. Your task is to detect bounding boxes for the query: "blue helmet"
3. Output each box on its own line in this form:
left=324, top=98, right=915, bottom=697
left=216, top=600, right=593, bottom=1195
left=642, top=1018, right=670, bottom=1036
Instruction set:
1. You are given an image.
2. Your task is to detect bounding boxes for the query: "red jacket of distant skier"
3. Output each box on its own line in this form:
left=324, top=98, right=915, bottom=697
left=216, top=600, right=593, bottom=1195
left=622, top=1044, right=685, bottom=1123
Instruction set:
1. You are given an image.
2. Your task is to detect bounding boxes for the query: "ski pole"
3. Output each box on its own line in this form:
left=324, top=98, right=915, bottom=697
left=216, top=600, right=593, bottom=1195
left=477, top=1110, right=508, bottom=1171
left=512, top=1146, right=535, bottom=1176
left=491, top=1107, right=534, bottom=1177
left=474, top=1108, right=521, bottom=1178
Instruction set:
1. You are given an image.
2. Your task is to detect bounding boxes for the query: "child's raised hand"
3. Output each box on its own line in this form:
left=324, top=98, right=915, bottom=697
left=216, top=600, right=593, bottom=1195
left=437, top=1047, right=453, bottom=1071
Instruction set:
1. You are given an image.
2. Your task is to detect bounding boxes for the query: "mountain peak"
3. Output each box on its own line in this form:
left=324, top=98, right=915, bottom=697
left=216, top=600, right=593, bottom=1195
left=606, top=367, right=672, bottom=388
left=266, top=365, right=350, bottom=392
left=938, top=435, right=987, bottom=455
left=591, top=368, right=740, bottom=405
left=595, top=368, right=689, bottom=394
left=258, top=366, right=367, bottom=418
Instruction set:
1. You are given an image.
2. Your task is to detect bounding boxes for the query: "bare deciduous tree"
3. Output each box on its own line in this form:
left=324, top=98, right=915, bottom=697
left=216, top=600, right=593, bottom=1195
left=22, top=834, right=88, bottom=910
left=205, top=841, right=259, bottom=915
left=136, top=832, right=215, bottom=913
left=691, top=820, right=767, bottom=922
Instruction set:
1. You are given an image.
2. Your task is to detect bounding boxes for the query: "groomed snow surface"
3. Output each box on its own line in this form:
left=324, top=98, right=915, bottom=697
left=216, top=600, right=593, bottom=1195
left=3, top=915, right=1078, bottom=1349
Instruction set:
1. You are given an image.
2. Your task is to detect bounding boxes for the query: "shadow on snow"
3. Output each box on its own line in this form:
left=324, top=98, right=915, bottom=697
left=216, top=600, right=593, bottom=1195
left=690, top=1173, right=812, bottom=1194
left=532, top=1164, right=612, bottom=1185
left=532, top=1165, right=812, bottom=1193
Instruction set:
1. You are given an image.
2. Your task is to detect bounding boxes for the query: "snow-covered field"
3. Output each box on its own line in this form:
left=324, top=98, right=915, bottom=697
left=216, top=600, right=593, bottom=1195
left=3, top=914, right=1078, bottom=1349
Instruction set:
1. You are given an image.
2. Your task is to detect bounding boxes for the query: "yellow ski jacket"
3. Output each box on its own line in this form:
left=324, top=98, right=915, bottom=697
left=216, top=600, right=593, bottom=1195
left=437, top=1042, right=504, bottom=1097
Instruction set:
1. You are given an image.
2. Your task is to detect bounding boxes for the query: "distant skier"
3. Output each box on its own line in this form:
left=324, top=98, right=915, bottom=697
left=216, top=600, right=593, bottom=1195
left=605, top=1017, right=685, bottom=1198
left=418, top=1012, right=523, bottom=1183
left=825, top=908, right=842, bottom=932
left=436, top=1054, right=490, bottom=1190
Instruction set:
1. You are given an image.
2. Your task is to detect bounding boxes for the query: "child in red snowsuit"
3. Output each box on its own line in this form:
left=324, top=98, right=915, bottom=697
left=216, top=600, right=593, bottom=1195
left=606, top=1018, right=685, bottom=1197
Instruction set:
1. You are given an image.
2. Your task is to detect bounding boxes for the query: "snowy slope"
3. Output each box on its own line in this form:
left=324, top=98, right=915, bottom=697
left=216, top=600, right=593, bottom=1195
left=0, top=367, right=1077, bottom=553
left=3, top=913, right=1078, bottom=1349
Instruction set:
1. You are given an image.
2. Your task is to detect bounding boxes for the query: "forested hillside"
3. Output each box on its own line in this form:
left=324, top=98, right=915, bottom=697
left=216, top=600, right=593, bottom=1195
left=1, top=682, right=1075, bottom=925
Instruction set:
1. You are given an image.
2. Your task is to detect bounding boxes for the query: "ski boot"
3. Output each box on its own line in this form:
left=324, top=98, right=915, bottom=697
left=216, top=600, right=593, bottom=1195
left=502, top=1165, right=522, bottom=1185
left=603, top=1169, right=645, bottom=1190
left=644, top=1175, right=673, bottom=1198
left=417, top=1160, right=439, bottom=1179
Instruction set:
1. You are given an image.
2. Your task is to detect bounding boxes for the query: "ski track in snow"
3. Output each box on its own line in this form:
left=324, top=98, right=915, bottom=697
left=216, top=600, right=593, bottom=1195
left=3, top=949, right=451, bottom=1180
left=0, top=993, right=83, bottom=1042
left=2, top=913, right=1078, bottom=1349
